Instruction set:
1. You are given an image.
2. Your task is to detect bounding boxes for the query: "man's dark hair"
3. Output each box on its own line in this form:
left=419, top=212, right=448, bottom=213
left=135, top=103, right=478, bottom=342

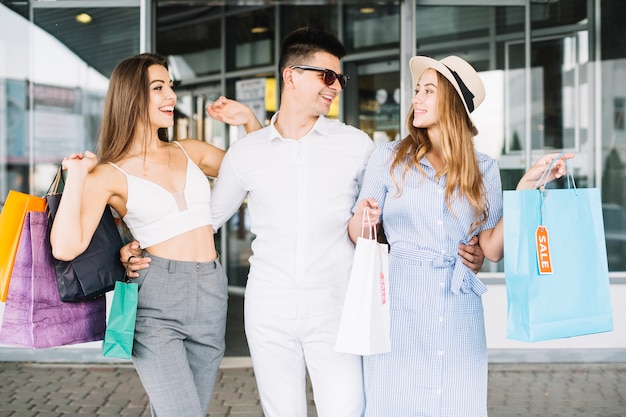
left=278, top=27, right=346, bottom=76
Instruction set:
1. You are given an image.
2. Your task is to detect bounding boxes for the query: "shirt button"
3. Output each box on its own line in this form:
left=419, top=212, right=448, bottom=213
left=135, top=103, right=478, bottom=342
left=437, top=220, right=443, bottom=226
left=439, top=316, right=444, bottom=322
left=196, top=264, right=201, bottom=270
left=437, top=389, right=442, bottom=395
left=437, top=350, right=443, bottom=356
left=439, top=282, right=445, bottom=287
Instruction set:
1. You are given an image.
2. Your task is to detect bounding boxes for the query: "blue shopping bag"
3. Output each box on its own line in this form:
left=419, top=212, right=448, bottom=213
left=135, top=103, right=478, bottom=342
left=503, top=174, right=613, bottom=342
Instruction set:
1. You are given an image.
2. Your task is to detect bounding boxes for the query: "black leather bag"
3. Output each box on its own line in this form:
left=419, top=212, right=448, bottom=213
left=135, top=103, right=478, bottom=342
left=45, top=167, right=125, bottom=302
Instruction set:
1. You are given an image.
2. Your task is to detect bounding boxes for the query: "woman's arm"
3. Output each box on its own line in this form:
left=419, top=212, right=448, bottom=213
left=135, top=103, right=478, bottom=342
left=50, top=151, right=113, bottom=260
left=477, top=223, right=505, bottom=263
left=178, top=139, right=226, bottom=178
left=478, top=152, right=575, bottom=263
left=179, top=97, right=265, bottom=177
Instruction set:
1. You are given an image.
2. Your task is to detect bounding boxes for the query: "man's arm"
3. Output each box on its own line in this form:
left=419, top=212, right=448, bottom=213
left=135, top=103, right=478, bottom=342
left=459, top=235, right=485, bottom=274
left=210, top=150, right=249, bottom=232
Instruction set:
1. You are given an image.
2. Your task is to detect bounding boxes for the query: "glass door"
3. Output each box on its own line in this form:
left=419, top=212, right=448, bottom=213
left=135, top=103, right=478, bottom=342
left=344, top=59, right=401, bottom=145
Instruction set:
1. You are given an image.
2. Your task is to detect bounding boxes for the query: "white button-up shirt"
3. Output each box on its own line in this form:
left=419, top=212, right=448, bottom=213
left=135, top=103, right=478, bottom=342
left=212, top=114, right=375, bottom=319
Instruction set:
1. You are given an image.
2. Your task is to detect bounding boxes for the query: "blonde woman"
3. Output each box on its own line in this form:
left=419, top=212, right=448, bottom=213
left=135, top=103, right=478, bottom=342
left=349, top=55, right=572, bottom=416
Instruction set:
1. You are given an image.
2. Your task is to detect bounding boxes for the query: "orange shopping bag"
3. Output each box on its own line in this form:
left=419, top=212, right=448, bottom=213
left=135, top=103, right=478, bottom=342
left=0, top=190, right=46, bottom=302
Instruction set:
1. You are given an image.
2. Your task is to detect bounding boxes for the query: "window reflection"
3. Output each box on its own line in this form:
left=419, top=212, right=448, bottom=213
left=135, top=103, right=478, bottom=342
left=344, top=3, right=399, bottom=53
left=280, top=5, right=338, bottom=38
left=156, top=5, right=222, bottom=78
left=226, top=10, right=274, bottom=71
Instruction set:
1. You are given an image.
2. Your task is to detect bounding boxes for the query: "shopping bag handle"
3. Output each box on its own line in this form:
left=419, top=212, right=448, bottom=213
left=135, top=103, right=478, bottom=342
left=535, top=153, right=577, bottom=226
left=123, top=256, right=136, bottom=284
left=534, top=152, right=576, bottom=192
left=361, top=207, right=378, bottom=241
left=46, top=165, right=66, bottom=196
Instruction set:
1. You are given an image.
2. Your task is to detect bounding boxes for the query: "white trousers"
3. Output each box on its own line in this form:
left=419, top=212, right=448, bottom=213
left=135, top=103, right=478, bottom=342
left=245, top=297, right=364, bottom=417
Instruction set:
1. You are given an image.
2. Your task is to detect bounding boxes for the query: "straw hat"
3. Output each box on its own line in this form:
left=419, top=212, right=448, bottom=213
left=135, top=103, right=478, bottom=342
left=409, top=55, right=485, bottom=119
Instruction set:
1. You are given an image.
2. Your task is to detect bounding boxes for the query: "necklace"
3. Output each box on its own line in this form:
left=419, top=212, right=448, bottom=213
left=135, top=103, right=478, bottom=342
left=139, top=145, right=173, bottom=177
left=152, top=144, right=173, bottom=167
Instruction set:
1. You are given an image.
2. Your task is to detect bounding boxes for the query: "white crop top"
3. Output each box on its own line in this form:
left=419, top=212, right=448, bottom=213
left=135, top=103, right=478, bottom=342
left=109, top=141, right=212, bottom=248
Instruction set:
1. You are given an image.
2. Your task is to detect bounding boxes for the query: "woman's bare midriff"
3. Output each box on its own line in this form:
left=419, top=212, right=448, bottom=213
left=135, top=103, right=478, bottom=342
left=143, top=225, right=218, bottom=262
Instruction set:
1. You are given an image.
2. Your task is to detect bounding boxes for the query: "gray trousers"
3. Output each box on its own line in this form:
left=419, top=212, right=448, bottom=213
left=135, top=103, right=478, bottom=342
left=132, top=253, right=228, bottom=417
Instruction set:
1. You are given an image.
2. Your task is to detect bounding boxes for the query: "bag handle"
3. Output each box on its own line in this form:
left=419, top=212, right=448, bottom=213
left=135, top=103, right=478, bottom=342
left=123, top=256, right=136, bottom=283
left=535, top=152, right=577, bottom=226
left=46, top=165, right=65, bottom=196
left=360, top=207, right=377, bottom=241
left=534, top=152, right=576, bottom=192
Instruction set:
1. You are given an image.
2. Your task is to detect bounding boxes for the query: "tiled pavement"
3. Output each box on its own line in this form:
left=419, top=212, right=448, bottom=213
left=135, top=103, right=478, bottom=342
left=0, top=361, right=624, bottom=417
left=1, top=295, right=625, bottom=416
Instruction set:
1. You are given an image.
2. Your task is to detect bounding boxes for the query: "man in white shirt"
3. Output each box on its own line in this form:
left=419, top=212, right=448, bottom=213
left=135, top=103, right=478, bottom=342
left=210, top=28, right=372, bottom=417
left=123, top=27, right=485, bottom=417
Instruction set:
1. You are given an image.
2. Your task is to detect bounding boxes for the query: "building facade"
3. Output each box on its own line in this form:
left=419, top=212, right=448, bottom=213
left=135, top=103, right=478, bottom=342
left=0, top=0, right=624, bottom=360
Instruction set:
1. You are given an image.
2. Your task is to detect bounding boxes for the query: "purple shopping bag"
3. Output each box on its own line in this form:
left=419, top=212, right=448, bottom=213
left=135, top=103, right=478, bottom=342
left=0, top=211, right=106, bottom=348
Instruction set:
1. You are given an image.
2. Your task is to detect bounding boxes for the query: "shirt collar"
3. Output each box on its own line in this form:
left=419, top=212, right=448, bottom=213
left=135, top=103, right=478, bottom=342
left=267, top=112, right=329, bottom=143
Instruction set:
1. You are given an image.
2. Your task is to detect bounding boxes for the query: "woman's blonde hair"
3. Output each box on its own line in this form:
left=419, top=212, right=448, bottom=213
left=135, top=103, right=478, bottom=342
left=390, top=71, right=487, bottom=234
left=97, top=53, right=169, bottom=163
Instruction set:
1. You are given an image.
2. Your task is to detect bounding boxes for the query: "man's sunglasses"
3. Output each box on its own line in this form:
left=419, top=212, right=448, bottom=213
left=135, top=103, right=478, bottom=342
left=290, top=65, right=350, bottom=89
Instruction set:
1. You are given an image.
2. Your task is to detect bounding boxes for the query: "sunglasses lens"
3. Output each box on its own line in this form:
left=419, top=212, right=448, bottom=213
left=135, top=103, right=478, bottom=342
left=322, top=70, right=337, bottom=86
left=323, top=70, right=348, bottom=88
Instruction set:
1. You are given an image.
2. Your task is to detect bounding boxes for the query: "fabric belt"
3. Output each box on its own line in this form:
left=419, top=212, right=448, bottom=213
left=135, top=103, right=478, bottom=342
left=389, top=247, right=487, bottom=296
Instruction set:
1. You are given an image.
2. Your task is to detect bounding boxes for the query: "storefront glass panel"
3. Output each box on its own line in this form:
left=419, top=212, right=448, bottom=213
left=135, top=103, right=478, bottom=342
left=225, top=8, right=274, bottom=72
left=530, top=0, right=588, bottom=30
left=0, top=2, right=140, bottom=201
left=157, top=5, right=222, bottom=78
left=343, top=3, right=399, bottom=53
left=600, top=0, right=626, bottom=271
left=279, top=5, right=338, bottom=39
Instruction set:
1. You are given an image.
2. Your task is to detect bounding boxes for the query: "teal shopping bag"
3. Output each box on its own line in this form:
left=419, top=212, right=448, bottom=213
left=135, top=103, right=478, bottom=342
left=102, top=279, right=138, bottom=359
left=503, top=179, right=613, bottom=342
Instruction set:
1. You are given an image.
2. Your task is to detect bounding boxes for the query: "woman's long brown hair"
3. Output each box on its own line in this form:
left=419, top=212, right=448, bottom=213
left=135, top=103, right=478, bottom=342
left=96, top=53, right=169, bottom=164
left=389, top=71, right=488, bottom=234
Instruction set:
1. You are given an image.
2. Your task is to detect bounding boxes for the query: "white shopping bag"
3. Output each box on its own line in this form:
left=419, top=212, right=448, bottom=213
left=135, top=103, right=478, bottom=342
left=335, top=211, right=390, bottom=355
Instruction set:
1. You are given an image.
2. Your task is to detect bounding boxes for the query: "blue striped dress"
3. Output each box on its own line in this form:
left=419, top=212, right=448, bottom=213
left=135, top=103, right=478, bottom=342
left=357, top=141, right=503, bottom=417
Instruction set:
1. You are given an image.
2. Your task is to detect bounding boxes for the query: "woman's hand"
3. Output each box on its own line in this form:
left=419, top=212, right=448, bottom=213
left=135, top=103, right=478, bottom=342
left=348, top=198, right=381, bottom=243
left=61, top=151, right=98, bottom=173
left=207, top=96, right=263, bottom=134
left=356, top=198, right=381, bottom=228
left=516, top=153, right=575, bottom=190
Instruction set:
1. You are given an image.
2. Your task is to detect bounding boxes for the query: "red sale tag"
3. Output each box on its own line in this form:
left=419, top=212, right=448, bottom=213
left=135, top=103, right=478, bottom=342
left=535, top=226, right=553, bottom=275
